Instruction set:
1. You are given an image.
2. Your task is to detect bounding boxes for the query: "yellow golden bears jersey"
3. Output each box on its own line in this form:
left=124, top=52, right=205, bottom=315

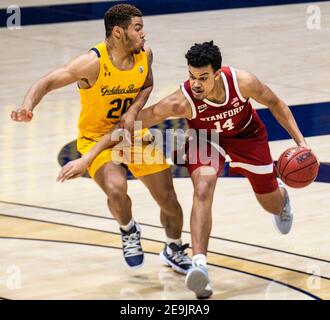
left=78, top=41, right=148, bottom=139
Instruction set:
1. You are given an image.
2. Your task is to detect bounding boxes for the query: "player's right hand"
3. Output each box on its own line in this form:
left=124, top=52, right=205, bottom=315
left=11, top=108, right=34, bottom=122
left=56, top=158, right=89, bottom=182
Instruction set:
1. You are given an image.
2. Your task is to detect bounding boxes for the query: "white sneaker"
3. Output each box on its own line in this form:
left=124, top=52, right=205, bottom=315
left=185, top=265, right=213, bottom=299
left=273, top=180, right=293, bottom=234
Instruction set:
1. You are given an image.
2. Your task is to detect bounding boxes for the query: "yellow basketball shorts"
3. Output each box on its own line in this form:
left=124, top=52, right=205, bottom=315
left=77, top=132, right=170, bottom=179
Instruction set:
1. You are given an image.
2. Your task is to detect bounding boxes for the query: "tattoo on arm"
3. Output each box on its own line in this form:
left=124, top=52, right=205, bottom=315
left=142, top=49, right=153, bottom=89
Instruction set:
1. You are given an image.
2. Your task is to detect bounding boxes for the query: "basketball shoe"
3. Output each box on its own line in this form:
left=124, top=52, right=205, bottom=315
left=273, top=179, right=293, bottom=234
left=160, top=242, right=192, bottom=274
left=185, top=265, right=213, bottom=299
left=120, top=223, right=144, bottom=268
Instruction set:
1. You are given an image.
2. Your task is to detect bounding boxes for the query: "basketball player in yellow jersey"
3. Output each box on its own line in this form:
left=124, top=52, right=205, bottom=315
left=11, top=4, right=191, bottom=273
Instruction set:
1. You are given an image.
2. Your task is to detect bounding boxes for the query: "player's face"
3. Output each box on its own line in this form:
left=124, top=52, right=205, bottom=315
left=123, top=17, right=145, bottom=53
left=188, top=65, right=219, bottom=100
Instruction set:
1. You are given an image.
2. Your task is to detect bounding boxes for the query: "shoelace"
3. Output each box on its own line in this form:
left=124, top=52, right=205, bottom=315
left=280, top=214, right=292, bottom=222
left=170, top=244, right=191, bottom=265
left=279, top=188, right=292, bottom=221
left=280, top=200, right=292, bottom=222
left=122, top=233, right=142, bottom=257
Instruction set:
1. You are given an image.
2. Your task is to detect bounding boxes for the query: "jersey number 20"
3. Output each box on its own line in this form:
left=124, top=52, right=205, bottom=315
left=107, top=98, right=133, bottom=120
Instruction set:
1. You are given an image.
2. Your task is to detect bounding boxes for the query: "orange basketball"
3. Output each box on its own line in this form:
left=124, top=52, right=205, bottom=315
left=277, top=147, right=319, bottom=188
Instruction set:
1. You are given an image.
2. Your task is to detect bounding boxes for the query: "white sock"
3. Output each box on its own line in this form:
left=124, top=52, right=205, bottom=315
left=192, top=254, right=207, bottom=267
left=120, top=218, right=135, bottom=232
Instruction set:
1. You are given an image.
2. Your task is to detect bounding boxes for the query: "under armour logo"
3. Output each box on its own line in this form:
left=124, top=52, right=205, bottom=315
left=104, top=72, right=111, bottom=76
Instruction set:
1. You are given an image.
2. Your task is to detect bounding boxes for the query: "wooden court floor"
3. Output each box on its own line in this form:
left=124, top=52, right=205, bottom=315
left=0, top=2, right=329, bottom=299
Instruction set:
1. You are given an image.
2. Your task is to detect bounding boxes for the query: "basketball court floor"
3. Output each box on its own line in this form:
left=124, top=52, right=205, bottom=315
left=0, top=1, right=329, bottom=300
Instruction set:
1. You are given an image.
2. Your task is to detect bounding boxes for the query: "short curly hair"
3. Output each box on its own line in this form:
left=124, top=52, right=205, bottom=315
left=185, top=41, right=222, bottom=72
left=104, top=4, right=142, bottom=38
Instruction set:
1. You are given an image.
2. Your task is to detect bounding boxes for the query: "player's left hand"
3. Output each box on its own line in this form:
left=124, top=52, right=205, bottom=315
left=119, top=111, right=136, bottom=137
left=56, top=157, right=89, bottom=182
left=297, top=141, right=320, bottom=165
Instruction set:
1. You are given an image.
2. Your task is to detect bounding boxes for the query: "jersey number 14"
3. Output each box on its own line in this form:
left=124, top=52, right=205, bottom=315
left=214, top=118, right=235, bottom=133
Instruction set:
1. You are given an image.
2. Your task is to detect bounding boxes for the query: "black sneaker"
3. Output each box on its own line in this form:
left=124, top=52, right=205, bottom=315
left=160, top=243, right=192, bottom=274
left=120, top=223, right=144, bottom=268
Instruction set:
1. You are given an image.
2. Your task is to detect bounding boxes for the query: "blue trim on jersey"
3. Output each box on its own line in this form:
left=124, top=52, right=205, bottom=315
left=90, top=47, right=100, bottom=58
left=0, top=0, right=326, bottom=28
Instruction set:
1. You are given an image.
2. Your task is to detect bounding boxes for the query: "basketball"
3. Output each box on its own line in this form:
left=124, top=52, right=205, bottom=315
left=277, top=147, right=319, bottom=188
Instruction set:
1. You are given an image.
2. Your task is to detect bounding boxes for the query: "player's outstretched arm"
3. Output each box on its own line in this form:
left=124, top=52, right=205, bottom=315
left=57, top=89, right=190, bottom=182
left=137, top=89, right=190, bottom=127
left=11, top=51, right=99, bottom=122
left=237, top=69, right=308, bottom=148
